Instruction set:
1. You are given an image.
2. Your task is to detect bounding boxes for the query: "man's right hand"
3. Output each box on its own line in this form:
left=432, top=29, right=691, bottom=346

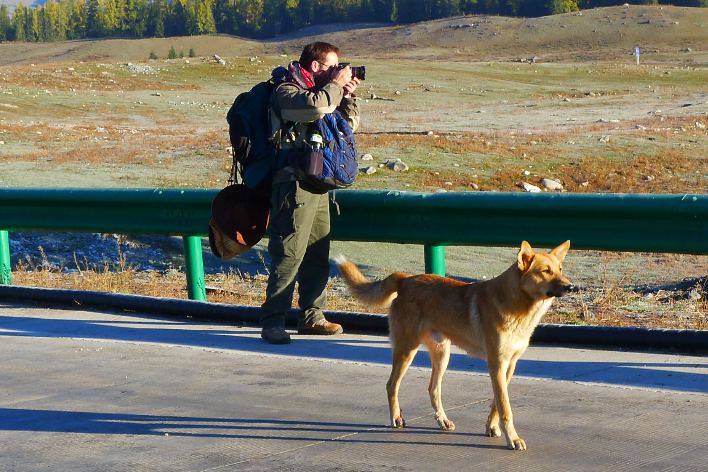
left=331, top=65, right=352, bottom=87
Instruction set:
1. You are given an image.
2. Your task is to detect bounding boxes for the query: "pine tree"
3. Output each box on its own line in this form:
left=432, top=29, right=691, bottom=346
left=85, top=0, right=102, bottom=38
left=0, top=5, right=12, bottom=41
left=149, top=0, right=165, bottom=37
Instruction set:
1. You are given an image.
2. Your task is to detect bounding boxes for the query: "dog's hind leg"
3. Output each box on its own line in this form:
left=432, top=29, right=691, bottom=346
left=423, top=336, right=455, bottom=432
left=386, top=340, right=419, bottom=429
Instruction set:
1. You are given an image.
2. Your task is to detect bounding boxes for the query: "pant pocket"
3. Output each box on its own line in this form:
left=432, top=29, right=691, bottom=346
left=269, top=181, right=298, bottom=237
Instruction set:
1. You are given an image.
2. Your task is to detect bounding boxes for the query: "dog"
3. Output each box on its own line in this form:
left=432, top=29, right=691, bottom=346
left=334, top=240, right=572, bottom=451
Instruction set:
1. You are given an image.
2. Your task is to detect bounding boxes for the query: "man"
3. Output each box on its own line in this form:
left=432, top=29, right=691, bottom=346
left=260, top=41, right=361, bottom=344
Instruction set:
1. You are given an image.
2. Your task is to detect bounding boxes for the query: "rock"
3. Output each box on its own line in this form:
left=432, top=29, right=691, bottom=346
left=688, top=289, right=702, bottom=301
left=696, top=122, right=706, bottom=130
left=643, top=175, right=655, bottom=181
left=519, top=181, right=541, bottom=193
left=361, top=153, right=373, bottom=161
left=434, top=189, right=448, bottom=193
left=580, top=181, right=590, bottom=187
left=682, top=47, right=692, bottom=52
left=395, top=90, right=401, bottom=95
left=523, top=170, right=531, bottom=176
left=599, top=135, right=610, bottom=143
left=542, top=178, right=563, bottom=191
left=214, top=54, right=226, bottom=65
left=636, top=125, right=647, bottom=130
left=386, top=159, right=409, bottom=172
left=470, top=183, right=479, bottom=190
left=361, top=166, right=377, bottom=175
left=443, top=181, right=453, bottom=187
left=427, top=131, right=434, bottom=136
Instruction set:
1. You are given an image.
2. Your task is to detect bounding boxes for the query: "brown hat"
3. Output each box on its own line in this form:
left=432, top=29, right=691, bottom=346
left=208, top=184, right=270, bottom=260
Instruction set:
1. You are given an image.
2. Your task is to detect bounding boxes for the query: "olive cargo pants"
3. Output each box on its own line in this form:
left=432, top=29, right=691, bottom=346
left=261, top=179, right=330, bottom=329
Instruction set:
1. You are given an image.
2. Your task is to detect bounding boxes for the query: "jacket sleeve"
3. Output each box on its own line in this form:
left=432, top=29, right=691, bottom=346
left=274, top=81, right=344, bottom=123
left=337, top=95, right=360, bottom=132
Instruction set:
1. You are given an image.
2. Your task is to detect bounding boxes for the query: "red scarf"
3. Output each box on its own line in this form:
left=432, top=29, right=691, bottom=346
left=287, top=62, right=315, bottom=90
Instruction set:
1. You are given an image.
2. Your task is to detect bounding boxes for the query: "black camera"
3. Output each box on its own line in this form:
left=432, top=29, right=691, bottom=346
left=337, top=63, right=366, bottom=81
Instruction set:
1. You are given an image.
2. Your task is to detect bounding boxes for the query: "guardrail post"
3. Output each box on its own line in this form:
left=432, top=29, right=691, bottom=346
left=182, top=235, right=206, bottom=301
left=0, top=230, right=10, bottom=285
left=424, top=244, right=446, bottom=276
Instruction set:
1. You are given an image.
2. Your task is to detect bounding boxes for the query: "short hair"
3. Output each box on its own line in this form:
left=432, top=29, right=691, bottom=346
left=299, top=42, right=341, bottom=72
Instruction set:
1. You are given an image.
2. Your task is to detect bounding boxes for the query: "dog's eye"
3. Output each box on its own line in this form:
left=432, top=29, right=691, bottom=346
left=542, top=268, right=551, bottom=274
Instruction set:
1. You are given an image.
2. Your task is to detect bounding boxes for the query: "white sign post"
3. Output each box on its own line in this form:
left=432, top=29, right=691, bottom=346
left=635, top=47, right=640, bottom=66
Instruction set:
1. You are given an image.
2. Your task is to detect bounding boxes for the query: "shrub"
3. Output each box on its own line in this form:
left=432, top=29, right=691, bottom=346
left=188, top=48, right=196, bottom=57
left=167, top=46, right=177, bottom=59
left=148, top=51, right=158, bottom=60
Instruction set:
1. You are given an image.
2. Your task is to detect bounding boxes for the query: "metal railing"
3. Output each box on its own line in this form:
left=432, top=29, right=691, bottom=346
left=1, top=188, right=706, bottom=301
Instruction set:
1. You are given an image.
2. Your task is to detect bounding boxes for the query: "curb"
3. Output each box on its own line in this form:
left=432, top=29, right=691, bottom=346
left=0, top=285, right=706, bottom=353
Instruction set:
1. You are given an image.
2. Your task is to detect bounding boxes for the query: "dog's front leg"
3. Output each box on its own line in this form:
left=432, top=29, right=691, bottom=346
left=486, top=352, right=521, bottom=439
left=488, top=359, right=526, bottom=451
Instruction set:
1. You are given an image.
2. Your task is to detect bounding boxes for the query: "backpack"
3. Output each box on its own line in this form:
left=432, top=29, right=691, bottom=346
left=226, top=70, right=286, bottom=196
left=289, top=110, right=358, bottom=194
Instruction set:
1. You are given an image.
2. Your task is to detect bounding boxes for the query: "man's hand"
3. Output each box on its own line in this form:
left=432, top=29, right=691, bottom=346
left=331, top=65, right=352, bottom=87
left=343, top=77, right=360, bottom=97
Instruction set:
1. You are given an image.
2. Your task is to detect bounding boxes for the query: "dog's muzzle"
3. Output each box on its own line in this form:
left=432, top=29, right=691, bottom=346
left=547, top=283, right=577, bottom=297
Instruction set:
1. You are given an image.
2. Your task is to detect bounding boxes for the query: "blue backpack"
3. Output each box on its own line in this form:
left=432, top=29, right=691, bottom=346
left=290, top=111, right=358, bottom=194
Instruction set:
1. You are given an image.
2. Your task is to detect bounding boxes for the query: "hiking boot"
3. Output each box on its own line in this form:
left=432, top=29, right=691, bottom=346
left=297, top=319, right=343, bottom=335
left=261, top=327, right=291, bottom=344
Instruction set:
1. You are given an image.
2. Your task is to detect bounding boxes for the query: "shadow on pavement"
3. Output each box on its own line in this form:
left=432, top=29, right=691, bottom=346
left=1, top=311, right=706, bottom=394
left=0, top=408, right=500, bottom=449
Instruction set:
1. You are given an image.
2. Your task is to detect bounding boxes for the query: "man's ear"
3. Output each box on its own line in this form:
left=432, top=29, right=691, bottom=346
left=551, top=240, right=571, bottom=262
left=308, top=60, right=320, bottom=73
left=517, top=241, right=535, bottom=272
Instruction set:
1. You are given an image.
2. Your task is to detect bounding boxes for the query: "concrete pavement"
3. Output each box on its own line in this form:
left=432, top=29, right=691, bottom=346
left=0, top=301, right=706, bottom=471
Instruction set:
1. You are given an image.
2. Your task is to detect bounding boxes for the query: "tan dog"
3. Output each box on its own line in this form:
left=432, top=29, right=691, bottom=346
left=334, top=240, right=572, bottom=451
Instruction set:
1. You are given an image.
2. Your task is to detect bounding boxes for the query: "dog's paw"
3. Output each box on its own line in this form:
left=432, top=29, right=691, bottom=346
left=391, top=416, right=406, bottom=428
left=508, top=437, right=527, bottom=451
left=485, top=424, right=501, bottom=437
left=435, top=414, right=456, bottom=432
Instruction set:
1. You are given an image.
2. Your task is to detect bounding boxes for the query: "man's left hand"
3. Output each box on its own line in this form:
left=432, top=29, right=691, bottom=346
left=343, top=77, right=360, bottom=97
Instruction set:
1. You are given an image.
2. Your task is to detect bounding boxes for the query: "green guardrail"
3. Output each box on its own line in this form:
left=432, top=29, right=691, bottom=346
left=1, top=188, right=706, bottom=301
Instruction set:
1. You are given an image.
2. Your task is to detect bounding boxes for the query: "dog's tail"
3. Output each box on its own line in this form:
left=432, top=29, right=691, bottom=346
left=333, top=255, right=408, bottom=308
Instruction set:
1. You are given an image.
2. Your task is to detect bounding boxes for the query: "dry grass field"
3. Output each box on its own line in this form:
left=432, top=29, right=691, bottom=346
left=1, top=5, right=706, bottom=329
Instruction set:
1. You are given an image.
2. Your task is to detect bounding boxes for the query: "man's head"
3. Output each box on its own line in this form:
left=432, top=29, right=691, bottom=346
left=299, top=41, right=341, bottom=88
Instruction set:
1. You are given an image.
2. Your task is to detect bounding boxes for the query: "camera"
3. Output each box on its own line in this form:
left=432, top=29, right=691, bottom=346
left=337, top=63, right=366, bottom=81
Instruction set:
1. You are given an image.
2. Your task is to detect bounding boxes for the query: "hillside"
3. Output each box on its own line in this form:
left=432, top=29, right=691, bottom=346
left=1, top=5, right=706, bottom=66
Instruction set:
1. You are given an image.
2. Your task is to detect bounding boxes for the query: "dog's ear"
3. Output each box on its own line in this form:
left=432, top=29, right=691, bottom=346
left=517, top=241, right=535, bottom=271
left=551, top=240, right=571, bottom=262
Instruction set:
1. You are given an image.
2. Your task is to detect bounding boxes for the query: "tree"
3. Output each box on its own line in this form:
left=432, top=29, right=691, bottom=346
left=0, top=5, right=13, bottom=41
left=168, top=45, right=177, bottom=58
left=547, top=0, right=579, bottom=14
left=196, top=0, right=216, bottom=34
left=85, top=0, right=102, bottom=38
left=64, top=0, right=86, bottom=39
left=149, top=0, right=165, bottom=37
left=12, top=3, right=27, bottom=41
